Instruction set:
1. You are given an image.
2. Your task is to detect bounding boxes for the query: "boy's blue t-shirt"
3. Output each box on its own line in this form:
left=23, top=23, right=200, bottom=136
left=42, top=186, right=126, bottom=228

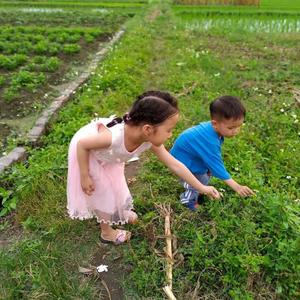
left=170, top=121, right=231, bottom=180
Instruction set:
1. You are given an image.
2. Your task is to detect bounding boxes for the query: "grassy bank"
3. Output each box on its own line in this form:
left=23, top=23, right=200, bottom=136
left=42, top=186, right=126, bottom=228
left=1, top=1, right=299, bottom=299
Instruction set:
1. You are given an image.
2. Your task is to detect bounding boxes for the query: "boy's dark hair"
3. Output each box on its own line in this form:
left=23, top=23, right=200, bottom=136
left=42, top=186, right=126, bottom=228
left=107, top=90, right=178, bottom=128
left=209, top=95, right=246, bottom=121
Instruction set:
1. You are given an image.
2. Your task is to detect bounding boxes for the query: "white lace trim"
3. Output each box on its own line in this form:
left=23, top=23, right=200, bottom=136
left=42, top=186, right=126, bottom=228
left=67, top=208, right=129, bottom=226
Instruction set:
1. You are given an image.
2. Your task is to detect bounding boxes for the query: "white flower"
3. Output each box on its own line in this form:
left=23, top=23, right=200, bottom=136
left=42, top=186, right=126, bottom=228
left=286, top=175, right=292, bottom=180
left=96, top=265, right=108, bottom=273
left=268, top=89, right=272, bottom=94
left=280, top=108, right=284, bottom=112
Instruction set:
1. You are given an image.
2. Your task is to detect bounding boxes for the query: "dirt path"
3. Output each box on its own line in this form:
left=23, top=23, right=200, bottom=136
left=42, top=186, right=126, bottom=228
left=89, top=160, right=140, bottom=299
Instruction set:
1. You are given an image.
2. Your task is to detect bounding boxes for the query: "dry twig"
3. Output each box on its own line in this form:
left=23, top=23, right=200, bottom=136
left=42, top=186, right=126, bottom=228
left=156, top=203, right=177, bottom=300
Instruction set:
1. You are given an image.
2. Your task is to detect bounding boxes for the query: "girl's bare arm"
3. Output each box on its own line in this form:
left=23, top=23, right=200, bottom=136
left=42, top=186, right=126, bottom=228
left=77, top=126, right=112, bottom=195
left=151, top=145, right=220, bottom=199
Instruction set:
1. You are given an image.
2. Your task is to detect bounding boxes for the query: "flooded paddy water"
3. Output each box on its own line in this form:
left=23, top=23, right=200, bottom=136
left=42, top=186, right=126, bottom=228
left=182, top=14, right=300, bottom=33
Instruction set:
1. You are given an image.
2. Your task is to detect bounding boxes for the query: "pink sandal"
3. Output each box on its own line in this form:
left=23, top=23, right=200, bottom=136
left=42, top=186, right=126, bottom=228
left=100, top=229, right=131, bottom=245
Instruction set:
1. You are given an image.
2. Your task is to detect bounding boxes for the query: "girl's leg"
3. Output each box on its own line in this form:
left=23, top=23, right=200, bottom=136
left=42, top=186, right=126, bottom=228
left=123, top=210, right=138, bottom=224
left=100, top=222, right=117, bottom=240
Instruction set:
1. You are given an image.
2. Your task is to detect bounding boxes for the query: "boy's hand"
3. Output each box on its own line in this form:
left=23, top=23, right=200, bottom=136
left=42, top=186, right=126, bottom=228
left=203, top=186, right=221, bottom=199
left=224, top=179, right=255, bottom=197
left=235, top=185, right=255, bottom=197
left=81, top=175, right=95, bottom=196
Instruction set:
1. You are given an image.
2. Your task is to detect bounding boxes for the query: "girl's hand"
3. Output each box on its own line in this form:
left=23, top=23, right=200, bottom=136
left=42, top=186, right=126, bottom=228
left=202, top=186, right=221, bottom=199
left=81, top=175, right=95, bottom=196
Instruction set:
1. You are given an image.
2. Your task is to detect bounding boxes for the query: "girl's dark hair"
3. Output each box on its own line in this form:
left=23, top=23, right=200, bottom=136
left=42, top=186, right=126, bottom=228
left=209, top=95, right=246, bottom=121
left=106, top=90, right=178, bottom=128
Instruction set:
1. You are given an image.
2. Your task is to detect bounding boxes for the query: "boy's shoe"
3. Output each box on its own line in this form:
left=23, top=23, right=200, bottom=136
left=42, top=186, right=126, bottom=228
left=197, top=194, right=206, bottom=205
left=184, top=200, right=199, bottom=211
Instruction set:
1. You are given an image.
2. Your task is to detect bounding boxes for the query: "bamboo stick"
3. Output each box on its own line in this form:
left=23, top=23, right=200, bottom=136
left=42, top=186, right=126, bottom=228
left=165, top=213, right=173, bottom=289
left=156, top=204, right=177, bottom=300
left=163, top=285, right=177, bottom=300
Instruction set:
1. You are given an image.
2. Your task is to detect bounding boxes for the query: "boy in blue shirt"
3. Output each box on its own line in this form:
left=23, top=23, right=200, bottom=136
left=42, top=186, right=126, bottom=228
left=170, top=95, right=254, bottom=211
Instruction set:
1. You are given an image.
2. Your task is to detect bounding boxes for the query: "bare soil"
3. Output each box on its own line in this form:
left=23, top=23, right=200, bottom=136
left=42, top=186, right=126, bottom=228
left=90, top=159, right=141, bottom=300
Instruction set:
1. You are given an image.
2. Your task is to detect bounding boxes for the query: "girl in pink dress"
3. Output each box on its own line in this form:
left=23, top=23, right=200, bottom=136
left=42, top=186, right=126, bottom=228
left=67, top=91, right=220, bottom=245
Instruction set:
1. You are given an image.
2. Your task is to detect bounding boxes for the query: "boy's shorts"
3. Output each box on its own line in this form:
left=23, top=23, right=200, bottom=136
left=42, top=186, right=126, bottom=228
left=180, top=172, right=211, bottom=211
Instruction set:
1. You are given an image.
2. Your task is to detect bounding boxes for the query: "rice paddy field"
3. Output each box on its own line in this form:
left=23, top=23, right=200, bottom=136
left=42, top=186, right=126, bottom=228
left=0, top=0, right=299, bottom=299
left=0, top=0, right=144, bottom=156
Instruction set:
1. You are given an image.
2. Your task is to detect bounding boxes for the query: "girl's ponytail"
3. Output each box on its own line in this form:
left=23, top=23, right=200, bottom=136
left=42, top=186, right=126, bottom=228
left=106, top=113, right=131, bottom=128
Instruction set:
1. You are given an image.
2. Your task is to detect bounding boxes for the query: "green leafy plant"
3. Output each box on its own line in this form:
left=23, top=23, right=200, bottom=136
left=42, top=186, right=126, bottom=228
left=0, top=187, right=17, bottom=217
left=62, top=43, right=81, bottom=54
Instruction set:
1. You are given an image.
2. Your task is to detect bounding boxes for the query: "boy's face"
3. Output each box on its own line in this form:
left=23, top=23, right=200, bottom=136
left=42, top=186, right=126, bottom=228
left=212, top=117, right=244, bottom=138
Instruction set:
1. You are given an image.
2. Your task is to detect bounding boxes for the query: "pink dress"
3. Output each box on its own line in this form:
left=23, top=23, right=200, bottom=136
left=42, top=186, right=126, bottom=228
left=67, top=118, right=152, bottom=225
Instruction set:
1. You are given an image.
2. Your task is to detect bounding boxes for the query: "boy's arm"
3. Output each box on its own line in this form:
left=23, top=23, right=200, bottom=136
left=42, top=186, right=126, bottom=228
left=224, top=178, right=255, bottom=197
left=151, top=145, right=220, bottom=199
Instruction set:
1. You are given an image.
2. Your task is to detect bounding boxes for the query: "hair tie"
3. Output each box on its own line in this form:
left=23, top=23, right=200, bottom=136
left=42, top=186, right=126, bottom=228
left=106, top=116, right=123, bottom=128
left=123, top=113, right=131, bottom=123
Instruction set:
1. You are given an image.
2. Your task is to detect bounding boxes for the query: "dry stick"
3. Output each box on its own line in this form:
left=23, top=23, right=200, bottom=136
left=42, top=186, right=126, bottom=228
left=163, top=285, right=177, bottom=300
left=165, top=212, right=173, bottom=289
left=78, top=266, right=112, bottom=300
left=100, top=278, right=112, bottom=300
left=156, top=204, right=177, bottom=300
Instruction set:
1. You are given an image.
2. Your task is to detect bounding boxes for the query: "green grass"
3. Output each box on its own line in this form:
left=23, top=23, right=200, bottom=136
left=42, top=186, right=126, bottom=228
left=1, top=1, right=299, bottom=299
left=261, top=0, right=300, bottom=10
